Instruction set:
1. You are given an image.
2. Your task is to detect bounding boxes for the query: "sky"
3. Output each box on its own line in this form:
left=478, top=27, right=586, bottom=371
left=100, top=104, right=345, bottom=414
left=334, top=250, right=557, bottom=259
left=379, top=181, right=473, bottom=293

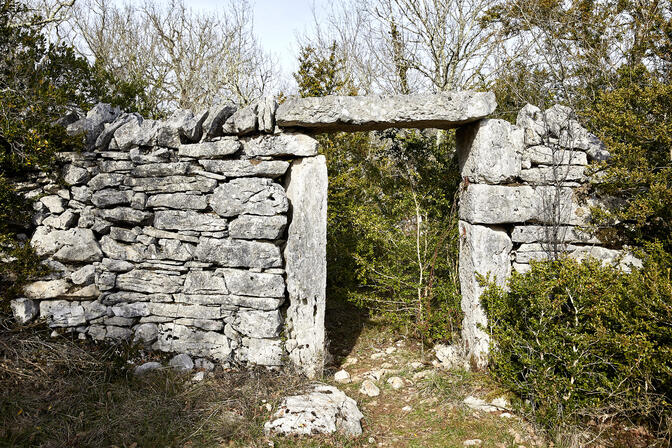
left=167, top=0, right=325, bottom=77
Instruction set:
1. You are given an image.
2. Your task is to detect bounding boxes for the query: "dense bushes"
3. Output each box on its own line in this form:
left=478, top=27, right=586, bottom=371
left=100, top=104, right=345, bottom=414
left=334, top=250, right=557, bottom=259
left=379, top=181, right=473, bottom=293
left=481, top=251, right=672, bottom=441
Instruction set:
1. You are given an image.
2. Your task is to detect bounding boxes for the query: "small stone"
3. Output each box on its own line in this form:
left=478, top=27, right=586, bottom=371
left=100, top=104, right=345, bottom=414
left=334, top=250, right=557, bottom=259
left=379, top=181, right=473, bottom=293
left=409, top=361, right=424, bottom=370
left=40, top=195, right=65, bottom=214
left=192, top=371, right=205, bottom=382
left=10, top=298, right=39, bottom=324
left=133, top=361, right=163, bottom=376
left=386, top=376, right=404, bottom=390
left=169, top=353, right=194, bottom=372
left=370, top=352, right=385, bottom=360
left=133, top=323, right=158, bottom=344
left=385, top=347, right=396, bottom=354
left=343, top=357, right=358, bottom=367
left=463, top=440, right=482, bottom=446
left=334, top=369, right=351, bottom=384
left=359, top=379, right=380, bottom=397
left=401, top=405, right=412, bottom=412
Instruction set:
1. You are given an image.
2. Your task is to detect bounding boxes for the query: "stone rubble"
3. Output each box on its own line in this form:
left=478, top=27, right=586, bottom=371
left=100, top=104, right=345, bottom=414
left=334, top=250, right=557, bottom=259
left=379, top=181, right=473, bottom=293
left=264, top=384, right=364, bottom=436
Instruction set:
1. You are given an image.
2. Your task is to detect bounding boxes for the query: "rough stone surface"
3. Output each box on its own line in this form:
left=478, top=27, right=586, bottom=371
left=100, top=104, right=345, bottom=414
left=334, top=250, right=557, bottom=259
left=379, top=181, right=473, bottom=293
left=133, top=361, right=162, bottom=376
left=11, top=298, right=39, bottom=324
left=169, top=353, right=194, bottom=371
left=276, top=91, right=496, bottom=131
left=458, top=222, right=511, bottom=369
left=283, top=156, right=328, bottom=379
left=459, top=184, right=537, bottom=224
left=199, top=160, right=289, bottom=178
left=264, top=385, right=363, bottom=437
left=210, top=178, right=288, bottom=217
left=195, top=238, right=282, bottom=269
left=228, top=215, right=287, bottom=240
left=457, top=118, right=522, bottom=184
left=178, top=138, right=240, bottom=158
left=243, top=133, right=318, bottom=157
left=154, top=211, right=228, bottom=232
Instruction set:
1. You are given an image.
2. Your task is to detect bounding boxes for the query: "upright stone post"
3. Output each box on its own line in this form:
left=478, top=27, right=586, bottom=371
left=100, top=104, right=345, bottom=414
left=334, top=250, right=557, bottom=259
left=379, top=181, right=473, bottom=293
left=456, top=118, right=522, bottom=369
left=283, top=155, right=328, bottom=378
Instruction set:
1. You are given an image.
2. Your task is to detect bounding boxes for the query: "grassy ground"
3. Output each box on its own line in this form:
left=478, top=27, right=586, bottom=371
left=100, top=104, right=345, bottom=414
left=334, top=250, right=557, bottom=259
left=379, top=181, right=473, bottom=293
left=0, top=302, right=655, bottom=447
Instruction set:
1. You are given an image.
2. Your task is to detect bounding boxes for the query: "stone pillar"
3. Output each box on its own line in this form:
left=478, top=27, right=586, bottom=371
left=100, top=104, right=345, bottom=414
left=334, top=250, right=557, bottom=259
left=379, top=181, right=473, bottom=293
left=283, top=155, right=328, bottom=378
left=456, top=118, right=521, bottom=368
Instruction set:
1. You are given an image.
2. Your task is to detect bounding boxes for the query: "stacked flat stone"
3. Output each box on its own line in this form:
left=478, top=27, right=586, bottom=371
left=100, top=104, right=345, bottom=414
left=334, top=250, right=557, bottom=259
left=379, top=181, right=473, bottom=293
left=456, top=103, right=641, bottom=369
left=17, top=99, right=325, bottom=369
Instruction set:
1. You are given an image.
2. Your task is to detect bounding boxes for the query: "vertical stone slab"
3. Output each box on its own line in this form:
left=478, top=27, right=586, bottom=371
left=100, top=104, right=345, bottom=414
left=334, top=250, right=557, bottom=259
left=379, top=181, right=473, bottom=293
left=284, top=155, right=328, bottom=378
left=458, top=221, right=512, bottom=369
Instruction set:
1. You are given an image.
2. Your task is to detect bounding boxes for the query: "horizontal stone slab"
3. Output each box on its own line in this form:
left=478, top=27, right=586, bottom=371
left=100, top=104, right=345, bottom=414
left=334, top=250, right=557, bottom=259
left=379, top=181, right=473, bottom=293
left=125, top=176, right=217, bottom=193
left=522, top=145, right=588, bottom=166
left=173, top=293, right=284, bottom=310
left=229, top=215, right=287, bottom=240
left=199, top=160, right=289, bottom=178
left=178, top=138, right=241, bottom=158
left=276, top=91, right=496, bottom=132
left=195, top=238, right=282, bottom=269
left=511, top=225, right=600, bottom=244
left=154, top=210, right=228, bottom=232
left=242, top=134, right=318, bottom=157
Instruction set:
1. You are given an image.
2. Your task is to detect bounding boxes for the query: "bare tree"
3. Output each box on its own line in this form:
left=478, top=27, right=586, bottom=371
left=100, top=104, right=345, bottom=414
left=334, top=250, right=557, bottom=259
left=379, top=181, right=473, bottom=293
left=299, top=0, right=504, bottom=94
left=58, top=0, right=275, bottom=112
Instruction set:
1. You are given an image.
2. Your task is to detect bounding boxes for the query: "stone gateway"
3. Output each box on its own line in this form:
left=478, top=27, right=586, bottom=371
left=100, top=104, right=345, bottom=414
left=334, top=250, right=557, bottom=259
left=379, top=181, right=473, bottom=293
left=15, top=93, right=632, bottom=375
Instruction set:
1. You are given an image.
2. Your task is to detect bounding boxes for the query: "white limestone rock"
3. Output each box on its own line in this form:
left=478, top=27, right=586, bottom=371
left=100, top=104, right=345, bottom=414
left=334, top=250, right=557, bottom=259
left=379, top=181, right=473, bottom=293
left=434, top=344, right=468, bottom=370
left=133, top=323, right=159, bottom=344
left=23, top=279, right=70, bottom=300
left=169, top=353, right=194, bottom=372
left=116, top=270, right=183, bottom=294
left=458, top=222, right=511, bottom=369
left=133, top=361, right=163, bottom=376
left=459, top=184, right=537, bottom=224
left=40, top=195, right=65, bottom=214
left=242, top=133, right=319, bottom=157
left=283, top=156, right=328, bottom=379
left=264, top=385, right=363, bottom=437
left=195, top=238, right=282, bottom=269
left=210, top=178, right=288, bottom=217
left=201, top=103, right=237, bottom=140
left=234, top=309, right=282, bottom=338
left=359, top=379, right=380, bottom=397
left=222, top=103, right=257, bottom=135
left=125, top=176, right=217, bottom=194
left=276, top=91, right=496, bottom=131
left=154, top=210, right=228, bottom=232
left=10, top=298, right=39, bottom=324
left=521, top=145, right=588, bottom=166
left=154, top=323, right=233, bottom=361
left=146, top=193, right=208, bottom=210
left=334, top=369, right=351, bottom=384
left=511, top=225, right=600, bottom=244
left=91, top=189, right=133, bottom=208
left=63, top=165, right=90, bottom=185
left=520, top=165, right=585, bottom=184
left=256, top=96, right=277, bottom=133
left=131, top=162, right=190, bottom=177
left=218, top=268, right=285, bottom=297
left=243, top=337, right=283, bottom=366
left=457, top=118, right=522, bottom=184
left=183, top=270, right=229, bottom=294
left=228, top=215, right=287, bottom=240
left=199, top=159, right=289, bottom=178
left=177, top=138, right=240, bottom=158
left=88, top=173, right=126, bottom=191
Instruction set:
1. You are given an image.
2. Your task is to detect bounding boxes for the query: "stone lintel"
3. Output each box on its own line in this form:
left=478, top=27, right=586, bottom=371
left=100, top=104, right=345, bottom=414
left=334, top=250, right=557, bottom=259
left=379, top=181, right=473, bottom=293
left=276, top=91, right=496, bottom=132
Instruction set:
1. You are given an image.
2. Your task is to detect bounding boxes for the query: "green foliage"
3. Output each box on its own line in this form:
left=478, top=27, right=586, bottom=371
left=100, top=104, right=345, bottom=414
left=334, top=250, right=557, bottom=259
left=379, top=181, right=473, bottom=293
left=482, top=253, right=672, bottom=440
left=295, top=44, right=463, bottom=342
left=583, top=64, right=672, bottom=253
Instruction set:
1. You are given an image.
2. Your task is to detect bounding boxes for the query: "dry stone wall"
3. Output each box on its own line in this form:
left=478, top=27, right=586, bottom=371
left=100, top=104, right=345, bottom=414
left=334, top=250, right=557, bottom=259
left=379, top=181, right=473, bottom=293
left=456, top=103, right=639, bottom=368
left=13, top=90, right=632, bottom=375
left=19, top=100, right=326, bottom=375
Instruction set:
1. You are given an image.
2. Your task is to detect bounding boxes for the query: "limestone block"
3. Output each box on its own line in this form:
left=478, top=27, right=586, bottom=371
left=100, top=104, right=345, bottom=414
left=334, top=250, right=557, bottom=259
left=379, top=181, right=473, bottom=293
left=458, top=221, right=512, bottom=369
left=222, top=103, right=257, bottom=135
left=457, top=118, right=522, bottom=184
left=95, top=207, right=152, bottom=225
left=109, top=227, right=137, bottom=243
left=143, top=227, right=200, bottom=244
left=66, top=103, right=121, bottom=148
left=515, top=243, right=579, bottom=263
left=177, top=138, right=240, bottom=158
left=175, top=109, right=207, bottom=142
left=516, top=103, right=546, bottom=146
left=276, top=91, right=496, bottom=131
left=511, top=225, right=599, bottom=244
left=133, top=322, right=159, bottom=344
left=154, top=323, right=233, bottom=361
left=570, top=246, right=643, bottom=272
left=242, top=133, right=319, bottom=157
left=244, top=337, right=283, bottom=366
left=148, top=303, right=221, bottom=319
left=131, top=163, right=190, bottom=177
left=10, top=298, right=39, bottom=324
left=217, top=268, right=285, bottom=297
left=88, top=173, right=126, bottom=191
left=31, top=227, right=103, bottom=262
left=71, top=186, right=92, bottom=203
left=105, top=326, right=133, bottom=340
left=110, top=302, right=150, bottom=318
left=146, top=239, right=195, bottom=262
left=125, top=176, right=218, bottom=193
left=173, top=293, right=283, bottom=310
left=210, top=178, right=288, bottom=217
left=183, top=270, right=229, bottom=294
left=283, top=156, right=328, bottom=379
left=257, top=97, right=277, bottom=133
left=116, top=270, right=183, bottom=294
left=173, top=318, right=223, bottom=331
left=228, top=215, right=287, bottom=240
left=95, top=113, right=138, bottom=150
left=129, top=147, right=171, bottom=164
left=146, top=193, right=208, bottom=210
left=41, top=210, right=78, bottom=229
left=195, top=238, right=282, bottom=269
left=459, top=184, right=537, bottom=224
left=522, top=145, right=588, bottom=166
left=63, top=165, right=90, bottom=185
left=40, top=195, right=65, bottom=214
left=64, top=284, right=101, bottom=299
left=199, top=160, right=289, bottom=178
left=235, top=309, right=282, bottom=338
left=520, top=165, right=585, bottom=184
left=264, top=385, right=363, bottom=437
left=91, top=189, right=133, bottom=208
left=40, top=300, right=106, bottom=327
left=113, top=116, right=162, bottom=150
left=100, top=236, right=144, bottom=262
left=201, top=103, right=237, bottom=140
left=154, top=210, right=228, bottom=232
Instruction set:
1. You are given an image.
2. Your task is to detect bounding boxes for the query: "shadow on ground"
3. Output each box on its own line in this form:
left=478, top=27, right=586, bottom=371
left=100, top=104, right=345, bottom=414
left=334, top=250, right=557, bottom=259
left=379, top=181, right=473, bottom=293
left=324, top=296, right=369, bottom=367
